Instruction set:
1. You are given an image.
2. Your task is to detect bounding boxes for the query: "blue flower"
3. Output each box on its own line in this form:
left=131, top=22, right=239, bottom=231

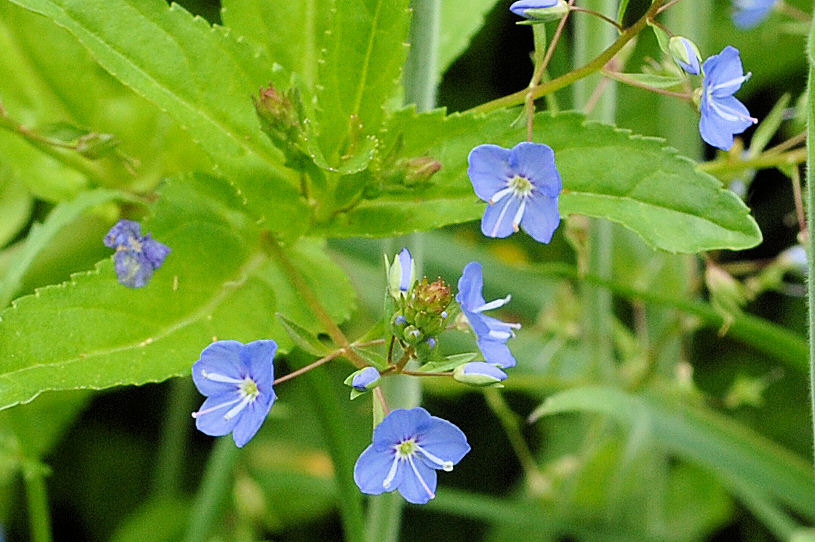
left=348, top=366, right=381, bottom=392
left=467, top=142, right=561, bottom=243
left=387, top=248, right=415, bottom=299
left=103, top=219, right=170, bottom=288
left=732, top=0, right=775, bottom=28
left=699, top=46, right=757, bottom=151
left=510, top=0, right=560, bottom=17
left=191, top=340, right=277, bottom=448
left=354, top=407, right=470, bottom=504
left=456, top=262, right=520, bottom=368
left=453, top=362, right=508, bottom=386
left=669, top=36, right=702, bottom=75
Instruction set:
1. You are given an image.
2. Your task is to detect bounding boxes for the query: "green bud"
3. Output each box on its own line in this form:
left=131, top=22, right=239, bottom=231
left=402, top=156, right=442, bottom=185
left=668, top=36, right=702, bottom=75
left=411, top=277, right=453, bottom=315
left=386, top=248, right=415, bottom=299
left=516, top=0, right=570, bottom=23
left=453, top=362, right=507, bottom=387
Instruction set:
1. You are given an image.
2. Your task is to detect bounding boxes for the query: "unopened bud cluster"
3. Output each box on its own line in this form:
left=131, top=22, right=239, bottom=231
left=392, top=277, right=454, bottom=347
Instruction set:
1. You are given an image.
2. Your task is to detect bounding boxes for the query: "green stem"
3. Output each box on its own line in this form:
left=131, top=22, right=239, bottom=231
left=575, top=0, right=617, bottom=381
left=403, top=0, right=440, bottom=112
left=699, top=147, right=806, bottom=174
left=468, top=0, right=664, bottom=115
left=181, top=438, right=241, bottom=542
left=294, top=352, right=366, bottom=542
left=23, top=465, right=52, bottom=542
left=483, top=389, right=549, bottom=495
left=806, top=12, right=815, bottom=471
left=264, top=234, right=365, bottom=368
left=153, top=377, right=195, bottom=497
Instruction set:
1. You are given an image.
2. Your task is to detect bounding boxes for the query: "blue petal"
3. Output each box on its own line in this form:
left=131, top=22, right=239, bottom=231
left=467, top=144, right=512, bottom=202
left=397, top=460, right=437, bottom=504
left=354, top=446, right=403, bottom=496
left=510, top=0, right=559, bottom=16
left=241, top=339, right=277, bottom=391
left=417, top=416, right=471, bottom=467
left=352, top=367, right=381, bottom=391
left=733, top=0, right=774, bottom=28
left=193, top=340, right=246, bottom=396
left=477, top=337, right=517, bottom=368
left=373, top=408, right=432, bottom=449
left=700, top=95, right=753, bottom=151
left=703, top=46, right=747, bottom=97
left=455, top=262, right=486, bottom=312
left=141, top=235, right=171, bottom=269
left=398, top=248, right=413, bottom=291
left=520, top=194, right=560, bottom=243
left=231, top=394, right=275, bottom=447
left=113, top=250, right=154, bottom=288
left=509, top=143, right=562, bottom=197
left=194, top=391, right=241, bottom=436
left=481, top=196, right=522, bottom=239
left=104, top=219, right=141, bottom=249
left=463, top=361, right=508, bottom=381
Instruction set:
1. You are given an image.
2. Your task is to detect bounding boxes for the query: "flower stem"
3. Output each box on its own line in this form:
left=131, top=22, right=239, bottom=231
left=23, top=464, right=53, bottom=542
left=153, top=376, right=194, bottom=497
left=575, top=0, right=618, bottom=381
left=264, top=234, right=365, bottom=368
left=483, top=389, right=550, bottom=496
left=181, top=437, right=240, bottom=542
left=570, top=6, right=624, bottom=30
left=698, top=147, right=806, bottom=174
left=805, top=11, right=815, bottom=470
left=600, top=69, right=693, bottom=99
left=273, top=349, right=344, bottom=385
left=468, top=0, right=665, bottom=115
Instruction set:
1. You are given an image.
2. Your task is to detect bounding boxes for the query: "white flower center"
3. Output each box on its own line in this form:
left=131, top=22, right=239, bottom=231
left=191, top=372, right=261, bottom=421
left=381, top=437, right=455, bottom=500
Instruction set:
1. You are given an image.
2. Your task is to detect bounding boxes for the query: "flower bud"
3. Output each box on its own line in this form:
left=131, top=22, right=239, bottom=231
left=387, top=248, right=415, bottom=299
left=669, top=36, right=702, bottom=75
left=412, top=278, right=453, bottom=315
left=344, top=367, right=381, bottom=392
left=510, top=0, right=569, bottom=22
left=453, top=362, right=507, bottom=387
left=403, top=156, right=442, bottom=185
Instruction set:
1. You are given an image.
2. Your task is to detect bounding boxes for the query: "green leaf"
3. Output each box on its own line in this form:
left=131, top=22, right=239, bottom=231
left=0, top=172, right=32, bottom=248
left=313, top=0, right=411, bottom=167
left=418, top=352, right=478, bottom=373
left=0, top=173, right=355, bottom=410
left=530, top=386, right=815, bottom=522
left=438, top=0, right=499, bottom=79
left=6, top=0, right=309, bottom=236
left=277, top=313, right=333, bottom=357
left=0, top=188, right=138, bottom=309
left=615, top=73, right=685, bottom=89
left=220, top=0, right=329, bottom=90
left=315, top=108, right=761, bottom=253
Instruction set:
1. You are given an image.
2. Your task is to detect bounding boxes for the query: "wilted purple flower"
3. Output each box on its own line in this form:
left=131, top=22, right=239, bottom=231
left=103, top=219, right=170, bottom=288
left=467, top=142, right=561, bottom=243
left=354, top=408, right=470, bottom=504
left=456, top=262, right=520, bottom=368
left=192, top=340, right=277, bottom=448
left=699, top=46, right=757, bottom=150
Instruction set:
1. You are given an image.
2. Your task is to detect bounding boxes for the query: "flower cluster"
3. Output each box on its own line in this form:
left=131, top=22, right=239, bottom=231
left=103, top=219, right=170, bottom=288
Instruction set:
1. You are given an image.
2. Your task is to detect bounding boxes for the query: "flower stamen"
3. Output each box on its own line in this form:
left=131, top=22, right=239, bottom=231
left=415, top=444, right=454, bottom=472
left=407, top=456, right=436, bottom=500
